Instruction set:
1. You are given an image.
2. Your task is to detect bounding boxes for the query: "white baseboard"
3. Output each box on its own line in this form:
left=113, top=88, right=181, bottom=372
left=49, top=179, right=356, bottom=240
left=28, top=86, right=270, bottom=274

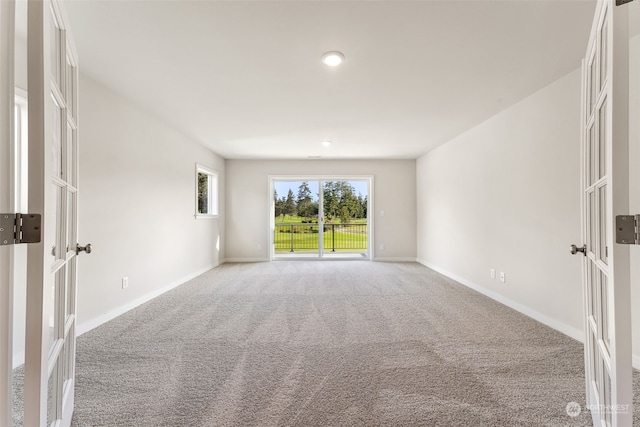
left=225, top=257, right=418, bottom=263
left=373, top=257, right=417, bottom=262
left=224, top=258, right=269, bottom=263
left=77, top=263, right=220, bottom=336
left=416, top=259, right=585, bottom=344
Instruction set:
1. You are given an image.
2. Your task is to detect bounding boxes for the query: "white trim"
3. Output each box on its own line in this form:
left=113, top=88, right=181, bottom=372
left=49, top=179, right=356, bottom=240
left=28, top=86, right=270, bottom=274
left=195, top=163, right=219, bottom=217
left=60, top=378, right=75, bottom=427
left=77, top=263, right=220, bottom=336
left=0, top=1, right=16, bottom=424
left=273, top=256, right=369, bottom=261
left=373, top=257, right=417, bottom=263
left=607, top=2, right=633, bottom=423
left=195, top=215, right=220, bottom=220
left=25, top=0, right=51, bottom=422
left=417, top=259, right=585, bottom=343
left=224, top=258, right=269, bottom=263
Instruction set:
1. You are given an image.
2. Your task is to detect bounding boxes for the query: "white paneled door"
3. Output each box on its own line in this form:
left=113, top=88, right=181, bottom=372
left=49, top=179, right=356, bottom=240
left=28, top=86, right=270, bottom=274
left=24, top=1, right=82, bottom=426
left=578, top=1, right=632, bottom=426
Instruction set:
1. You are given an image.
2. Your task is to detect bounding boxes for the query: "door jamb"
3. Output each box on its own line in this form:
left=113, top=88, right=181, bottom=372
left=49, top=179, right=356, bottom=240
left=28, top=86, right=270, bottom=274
left=0, top=0, right=16, bottom=425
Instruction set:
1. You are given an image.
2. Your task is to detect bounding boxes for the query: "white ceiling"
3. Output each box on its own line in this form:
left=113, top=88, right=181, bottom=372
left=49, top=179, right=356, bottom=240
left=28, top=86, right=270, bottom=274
left=59, top=0, right=596, bottom=160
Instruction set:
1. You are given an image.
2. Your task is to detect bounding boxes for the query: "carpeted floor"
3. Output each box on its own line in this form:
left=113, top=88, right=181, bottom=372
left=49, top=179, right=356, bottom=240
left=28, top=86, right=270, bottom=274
left=12, top=261, right=640, bottom=425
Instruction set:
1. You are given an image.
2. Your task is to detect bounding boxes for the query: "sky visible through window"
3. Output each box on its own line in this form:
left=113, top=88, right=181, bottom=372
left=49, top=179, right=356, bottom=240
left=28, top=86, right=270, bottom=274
left=274, top=180, right=369, bottom=202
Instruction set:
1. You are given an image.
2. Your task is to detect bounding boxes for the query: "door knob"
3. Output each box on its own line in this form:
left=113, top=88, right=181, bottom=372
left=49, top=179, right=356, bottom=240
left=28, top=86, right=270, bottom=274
left=570, top=244, right=586, bottom=256
left=76, top=243, right=92, bottom=255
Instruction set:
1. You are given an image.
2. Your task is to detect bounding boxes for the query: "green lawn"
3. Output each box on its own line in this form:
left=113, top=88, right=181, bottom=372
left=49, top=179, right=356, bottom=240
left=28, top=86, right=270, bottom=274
left=275, top=215, right=367, bottom=225
left=274, top=221, right=368, bottom=253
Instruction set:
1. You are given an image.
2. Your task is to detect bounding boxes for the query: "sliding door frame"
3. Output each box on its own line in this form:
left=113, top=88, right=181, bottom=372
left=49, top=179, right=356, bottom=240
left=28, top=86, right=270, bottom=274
left=268, top=175, right=374, bottom=261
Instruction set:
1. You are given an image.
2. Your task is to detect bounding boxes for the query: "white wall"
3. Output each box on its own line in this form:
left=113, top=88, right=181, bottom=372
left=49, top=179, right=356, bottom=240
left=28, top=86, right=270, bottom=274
left=416, top=69, right=584, bottom=341
left=395, top=2, right=640, bottom=372
left=225, top=160, right=416, bottom=261
left=77, top=74, right=225, bottom=333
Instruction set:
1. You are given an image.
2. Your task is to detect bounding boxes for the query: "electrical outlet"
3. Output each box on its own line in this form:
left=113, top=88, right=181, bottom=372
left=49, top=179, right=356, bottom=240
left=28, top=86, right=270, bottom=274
left=122, top=277, right=129, bottom=289
left=257, top=244, right=262, bottom=251
left=490, top=268, right=496, bottom=279
left=380, top=243, right=385, bottom=251
left=499, top=272, right=506, bottom=283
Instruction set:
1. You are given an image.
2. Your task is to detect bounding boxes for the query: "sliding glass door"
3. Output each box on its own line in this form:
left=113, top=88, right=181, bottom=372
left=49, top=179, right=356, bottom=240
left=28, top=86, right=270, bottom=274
left=321, top=180, right=368, bottom=258
left=274, top=180, right=321, bottom=257
left=271, top=177, right=371, bottom=259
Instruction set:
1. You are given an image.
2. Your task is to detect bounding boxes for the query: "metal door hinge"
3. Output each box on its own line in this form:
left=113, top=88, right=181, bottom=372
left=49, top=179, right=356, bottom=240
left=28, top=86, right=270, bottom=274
left=0, top=213, right=42, bottom=246
left=616, top=215, right=640, bottom=245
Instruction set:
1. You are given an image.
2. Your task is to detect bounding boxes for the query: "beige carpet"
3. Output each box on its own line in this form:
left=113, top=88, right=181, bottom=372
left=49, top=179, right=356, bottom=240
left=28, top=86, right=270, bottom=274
left=13, top=261, right=640, bottom=425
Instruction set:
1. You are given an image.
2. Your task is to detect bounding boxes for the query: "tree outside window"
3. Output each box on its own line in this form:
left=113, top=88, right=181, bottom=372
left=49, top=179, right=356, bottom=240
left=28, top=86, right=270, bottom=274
left=196, top=164, right=218, bottom=217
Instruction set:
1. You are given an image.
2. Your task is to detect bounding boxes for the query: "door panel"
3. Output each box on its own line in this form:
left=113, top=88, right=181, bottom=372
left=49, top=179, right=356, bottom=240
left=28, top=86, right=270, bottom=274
left=25, top=0, right=79, bottom=425
left=273, top=180, right=321, bottom=256
left=580, top=1, right=631, bottom=426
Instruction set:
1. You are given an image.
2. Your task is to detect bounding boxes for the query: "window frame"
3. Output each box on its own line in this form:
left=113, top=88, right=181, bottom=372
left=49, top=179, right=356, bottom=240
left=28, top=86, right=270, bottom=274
left=195, top=164, right=219, bottom=219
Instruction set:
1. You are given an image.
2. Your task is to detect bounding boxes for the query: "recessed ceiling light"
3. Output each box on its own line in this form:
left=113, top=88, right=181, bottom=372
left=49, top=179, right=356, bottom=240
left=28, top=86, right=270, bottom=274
left=321, top=51, right=345, bottom=67
left=322, top=140, right=332, bottom=147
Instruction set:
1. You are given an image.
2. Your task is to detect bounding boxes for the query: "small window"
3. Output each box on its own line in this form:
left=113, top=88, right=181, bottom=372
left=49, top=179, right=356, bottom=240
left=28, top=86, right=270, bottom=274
left=196, top=164, right=218, bottom=218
